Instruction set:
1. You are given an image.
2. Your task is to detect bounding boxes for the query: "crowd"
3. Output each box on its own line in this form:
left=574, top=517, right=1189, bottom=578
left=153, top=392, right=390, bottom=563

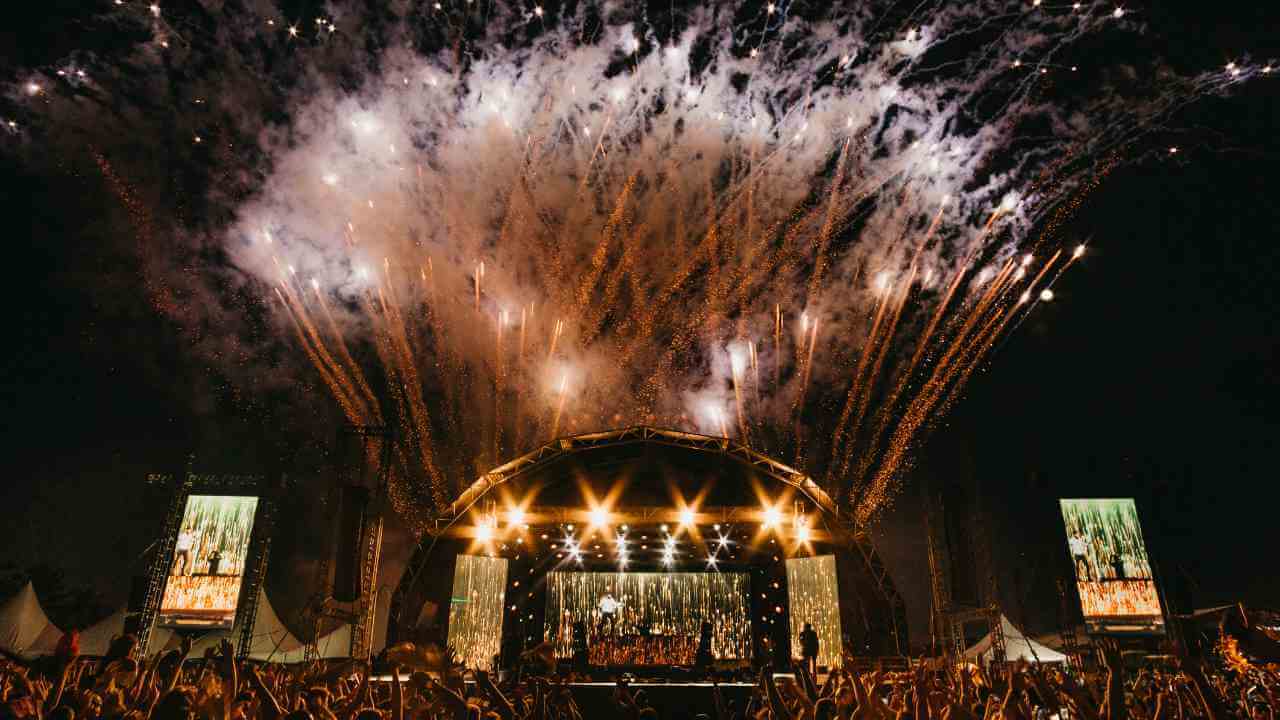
left=0, top=632, right=1274, bottom=720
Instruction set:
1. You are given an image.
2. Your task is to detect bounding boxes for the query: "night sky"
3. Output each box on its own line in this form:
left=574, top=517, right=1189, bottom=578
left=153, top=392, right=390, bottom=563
left=2, top=0, right=1279, bottom=642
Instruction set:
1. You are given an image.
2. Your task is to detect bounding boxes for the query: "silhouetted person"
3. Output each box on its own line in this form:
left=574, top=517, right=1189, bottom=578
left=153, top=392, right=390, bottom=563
left=695, top=619, right=713, bottom=669
left=799, top=622, right=819, bottom=675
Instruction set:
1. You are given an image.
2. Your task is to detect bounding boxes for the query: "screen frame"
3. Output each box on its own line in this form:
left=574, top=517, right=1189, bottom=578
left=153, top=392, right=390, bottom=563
left=1059, top=497, right=1166, bottom=636
left=157, top=493, right=262, bottom=630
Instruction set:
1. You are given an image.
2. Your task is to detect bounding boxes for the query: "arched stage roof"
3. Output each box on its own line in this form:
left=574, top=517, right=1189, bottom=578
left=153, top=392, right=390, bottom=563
left=391, top=426, right=909, bottom=654
left=433, top=426, right=842, bottom=530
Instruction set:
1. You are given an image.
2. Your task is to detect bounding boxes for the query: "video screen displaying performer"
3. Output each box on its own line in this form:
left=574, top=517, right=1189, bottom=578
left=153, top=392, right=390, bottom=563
left=1059, top=498, right=1164, bottom=633
left=544, top=571, right=751, bottom=665
left=159, top=495, right=259, bottom=629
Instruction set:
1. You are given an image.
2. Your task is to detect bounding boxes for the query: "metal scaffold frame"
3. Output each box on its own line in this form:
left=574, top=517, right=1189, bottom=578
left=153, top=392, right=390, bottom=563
left=138, top=464, right=279, bottom=660
left=305, top=424, right=393, bottom=661
left=924, top=485, right=1004, bottom=663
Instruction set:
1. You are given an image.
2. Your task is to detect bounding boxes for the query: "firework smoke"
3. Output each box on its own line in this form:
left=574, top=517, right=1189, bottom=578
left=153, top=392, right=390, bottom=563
left=6, top=0, right=1262, bottom=529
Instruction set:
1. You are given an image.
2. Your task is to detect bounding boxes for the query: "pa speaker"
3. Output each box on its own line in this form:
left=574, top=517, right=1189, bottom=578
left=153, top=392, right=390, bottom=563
left=332, top=486, right=369, bottom=602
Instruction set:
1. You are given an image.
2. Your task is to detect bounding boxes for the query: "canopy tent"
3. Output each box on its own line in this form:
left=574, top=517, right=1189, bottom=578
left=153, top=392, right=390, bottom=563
left=78, top=608, right=176, bottom=658
left=0, top=583, right=65, bottom=659
left=185, top=590, right=351, bottom=662
left=312, top=622, right=352, bottom=659
left=965, top=615, right=1067, bottom=664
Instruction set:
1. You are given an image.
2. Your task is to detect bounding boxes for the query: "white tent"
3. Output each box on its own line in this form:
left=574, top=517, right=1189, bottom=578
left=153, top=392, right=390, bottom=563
left=79, top=607, right=176, bottom=658
left=312, top=622, right=352, bottom=659
left=964, top=615, right=1067, bottom=664
left=184, top=590, right=352, bottom=662
left=0, top=583, right=65, bottom=659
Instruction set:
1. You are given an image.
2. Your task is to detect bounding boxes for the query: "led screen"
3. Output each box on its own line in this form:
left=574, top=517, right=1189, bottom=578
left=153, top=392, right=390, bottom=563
left=787, top=555, right=843, bottom=668
left=159, top=495, right=259, bottom=629
left=446, top=555, right=509, bottom=669
left=1060, top=498, right=1164, bottom=633
left=544, top=571, right=751, bottom=664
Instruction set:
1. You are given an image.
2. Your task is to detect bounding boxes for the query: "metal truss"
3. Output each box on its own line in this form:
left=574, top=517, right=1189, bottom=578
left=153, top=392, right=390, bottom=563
left=435, top=426, right=842, bottom=531
left=397, top=426, right=905, bottom=653
left=236, top=496, right=277, bottom=660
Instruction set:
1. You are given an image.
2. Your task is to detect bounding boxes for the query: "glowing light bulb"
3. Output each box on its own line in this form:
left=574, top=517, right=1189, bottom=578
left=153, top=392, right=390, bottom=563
left=507, top=507, right=525, bottom=526
left=1040, top=289, right=1055, bottom=301
left=475, top=522, right=494, bottom=543
left=534, top=5, right=543, bottom=16
left=26, top=82, right=41, bottom=95
left=762, top=506, right=783, bottom=529
left=797, top=525, right=811, bottom=543
left=766, top=2, right=775, bottom=13
left=679, top=508, right=696, bottom=527
left=589, top=506, right=610, bottom=528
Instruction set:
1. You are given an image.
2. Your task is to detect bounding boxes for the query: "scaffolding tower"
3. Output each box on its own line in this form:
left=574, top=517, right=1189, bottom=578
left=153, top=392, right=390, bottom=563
left=304, top=425, right=393, bottom=660
left=924, top=485, right=1005, bottom=663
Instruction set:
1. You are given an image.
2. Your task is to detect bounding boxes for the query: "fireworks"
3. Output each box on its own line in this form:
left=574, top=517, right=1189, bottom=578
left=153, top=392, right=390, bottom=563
left=9, top=0, right=1267, bottom=529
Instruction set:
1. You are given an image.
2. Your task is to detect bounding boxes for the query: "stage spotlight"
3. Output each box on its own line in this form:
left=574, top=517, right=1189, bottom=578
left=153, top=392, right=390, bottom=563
left=620, top=524, right=629, bottom=532
left=506, top=507, right=526, bottom=526
left=566, top=524, right=574, bottom=532
left=475, top=522, right=494, bottom=543
left=661, top=524, right=670, bottom=533
left=679, top=507, right=696, bottom=527
left=797, top=525, right=811, bottom=543
left=706, top=555, right=717, bottom=567
left=713, top=524, right=721, bottom=531
left=589, top=506, right=610, bottom=528
left=718, top=536, right=730, bottom=547
left=762, top=505, right=783, bottom=529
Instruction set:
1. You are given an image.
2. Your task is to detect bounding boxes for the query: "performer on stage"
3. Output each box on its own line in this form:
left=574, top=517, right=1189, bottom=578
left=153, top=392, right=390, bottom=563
left=799, top=622, right=819, bottom=675
left=598, top=592, right=622, bottom=635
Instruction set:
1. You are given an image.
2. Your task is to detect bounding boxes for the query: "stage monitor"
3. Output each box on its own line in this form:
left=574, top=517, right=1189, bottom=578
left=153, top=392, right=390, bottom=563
left=544, top=571, right=751, bottom=664
left=786, top=555, right=843, bottom=668
left=159, top=495, right=259, bottom=629
left=1059, top=498, right=1165, bottom=634
left=446, top=555, right=509, bottom=669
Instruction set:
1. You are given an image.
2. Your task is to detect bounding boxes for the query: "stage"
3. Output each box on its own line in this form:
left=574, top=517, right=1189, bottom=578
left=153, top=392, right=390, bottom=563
left=391, top=428, right=910, bottom=668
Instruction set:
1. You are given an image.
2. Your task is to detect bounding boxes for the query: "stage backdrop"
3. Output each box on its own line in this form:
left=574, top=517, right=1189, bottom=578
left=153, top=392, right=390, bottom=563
left=446, top=555, right=509, bottom=669
left=786, top=555, right=843, bottom=668
left=544, top=571, right=752, bottom=661
left=1060, top=498, right=1165, bottom=634
left=159, top=495, right=259, bottom=629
